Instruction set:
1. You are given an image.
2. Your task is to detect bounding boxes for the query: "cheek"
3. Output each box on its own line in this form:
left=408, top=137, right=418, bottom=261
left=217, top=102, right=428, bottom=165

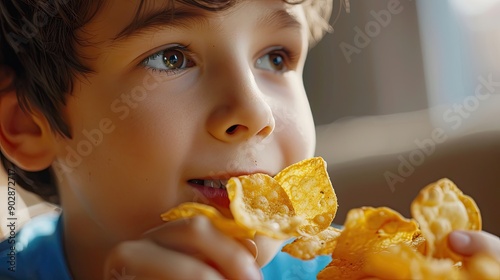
left=273, top=87, right=316, bottom=162
left=54, top=84, right=197, bottom=237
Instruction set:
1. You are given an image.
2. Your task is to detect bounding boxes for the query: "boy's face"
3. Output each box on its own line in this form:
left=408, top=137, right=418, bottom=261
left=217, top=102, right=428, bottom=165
left=54, top=0, right=315, bottom=264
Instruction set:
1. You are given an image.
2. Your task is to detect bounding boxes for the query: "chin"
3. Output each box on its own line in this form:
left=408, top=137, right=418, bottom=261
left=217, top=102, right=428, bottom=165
left=254, top=234, right=285, bottom=267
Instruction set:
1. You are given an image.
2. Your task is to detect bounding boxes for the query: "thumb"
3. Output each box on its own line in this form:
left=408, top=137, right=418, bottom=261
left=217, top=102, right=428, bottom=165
left=448, top=230, right=500, bottom=261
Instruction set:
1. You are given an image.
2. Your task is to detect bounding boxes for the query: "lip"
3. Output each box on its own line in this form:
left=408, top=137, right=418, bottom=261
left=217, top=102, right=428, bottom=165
left=187, top=171, right=272, bottom=209
left=188, top=181, right=230, bottom=209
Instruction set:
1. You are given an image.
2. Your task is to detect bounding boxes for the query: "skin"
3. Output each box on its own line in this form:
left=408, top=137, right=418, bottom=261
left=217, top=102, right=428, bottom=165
left=0, top=0, right=498, bottom=279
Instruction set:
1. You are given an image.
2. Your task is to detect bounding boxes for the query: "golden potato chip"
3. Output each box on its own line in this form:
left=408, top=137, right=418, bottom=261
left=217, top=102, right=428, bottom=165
left=274, top=157, right=337, bottom=235
left=464, top=253, right=500, bottom=280
left=316, top=207, right=423, bottom=279
left=363, top=244, right=464, bottom=280
left=226, top=173, right=304, bottom=239
left=411, top=178, right=482, bottom=260
left=160, top=202, right=255, bottom=239
left=317, top=258, right=365, bottom=280
left=282, top=226, right=342, bottom=260
left=333, top=207, right=422, bottom=259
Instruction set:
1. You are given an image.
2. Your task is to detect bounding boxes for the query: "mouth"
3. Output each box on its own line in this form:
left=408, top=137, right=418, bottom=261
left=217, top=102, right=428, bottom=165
left=188, top=179, right=229, bottom=190
left=187, top=171, right=274, bottom=210
left=187, top=178, right=231, bottom=209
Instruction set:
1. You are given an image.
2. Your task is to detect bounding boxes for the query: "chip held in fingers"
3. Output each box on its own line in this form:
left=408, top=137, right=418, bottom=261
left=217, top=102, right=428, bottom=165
left=160, top=202, right=255, bottom=239
left=411, top=178, right=482, bottom=261
left=226, top=173, right=303, bottom=239
left=161, top=157, right=337, bottom=240
left=337, top=178, right=488, bottom=280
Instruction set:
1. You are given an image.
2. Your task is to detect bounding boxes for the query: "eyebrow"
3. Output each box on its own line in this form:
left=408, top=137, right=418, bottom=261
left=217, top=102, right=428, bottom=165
left=113, top=6, right=209, bottom=42
left=256, top=9, right=303, bottom=32
left=113, top=5, right=303, bottom=43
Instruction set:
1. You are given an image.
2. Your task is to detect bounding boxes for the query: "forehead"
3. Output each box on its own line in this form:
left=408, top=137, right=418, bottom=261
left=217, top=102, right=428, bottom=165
left=81, top=0, right=307, bottom=44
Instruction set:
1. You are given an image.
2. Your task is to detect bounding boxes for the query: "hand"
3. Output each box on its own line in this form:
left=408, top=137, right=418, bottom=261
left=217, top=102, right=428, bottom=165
left=104, top=216, right=261, bottom=280
left=448, top=230, right=500, bottom=261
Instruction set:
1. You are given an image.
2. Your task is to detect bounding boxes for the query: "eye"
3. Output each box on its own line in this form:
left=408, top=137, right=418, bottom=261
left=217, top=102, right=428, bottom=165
left=142, top=46, right=195, bottom=74
left=255, top=50, right=288, bottom=72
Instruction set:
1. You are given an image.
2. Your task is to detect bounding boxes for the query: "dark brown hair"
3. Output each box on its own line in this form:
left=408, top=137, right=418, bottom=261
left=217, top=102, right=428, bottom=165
left=0, top=0, right=333, bottom=204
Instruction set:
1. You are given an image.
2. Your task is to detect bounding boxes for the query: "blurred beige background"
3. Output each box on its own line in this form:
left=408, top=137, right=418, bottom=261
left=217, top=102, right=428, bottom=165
left=308, top=0, right=500, bottom=235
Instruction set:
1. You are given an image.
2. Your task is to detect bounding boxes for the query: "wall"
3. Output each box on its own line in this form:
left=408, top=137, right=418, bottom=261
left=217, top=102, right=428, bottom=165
left=304, top=0, right=428, bottom=125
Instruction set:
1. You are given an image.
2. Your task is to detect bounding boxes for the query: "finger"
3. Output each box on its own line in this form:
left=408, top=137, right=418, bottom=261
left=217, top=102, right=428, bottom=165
left=146, top=216, right=262, bottom=280
left=104, top=240, right=223, bottom=280
left=448, top=230, right=500, bottom=261
left=239, top=238, right=258, bottom=261
left=144, top=218, right=258, bottom=259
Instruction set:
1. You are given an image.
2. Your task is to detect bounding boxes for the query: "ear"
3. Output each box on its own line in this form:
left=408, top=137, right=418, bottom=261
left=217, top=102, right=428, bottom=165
left=0, top=66, right=56, bottom=171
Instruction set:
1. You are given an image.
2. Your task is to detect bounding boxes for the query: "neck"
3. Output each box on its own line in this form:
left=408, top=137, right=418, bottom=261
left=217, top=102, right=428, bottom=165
left=57, top=183, right=162, bottom=279
left=62, top=210, right=113, bottom=280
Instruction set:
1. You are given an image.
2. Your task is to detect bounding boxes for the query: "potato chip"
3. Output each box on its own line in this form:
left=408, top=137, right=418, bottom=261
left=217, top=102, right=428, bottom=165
left=315, top=207, right=424, bottom=279
left=363, top=244, right=465, bottom=280
left=160, top=202, right=255, bottom=239
left=317, top=258, right=365, bottom=280
left=274, top=157, right=337, bottom=235
left=464, top=253, right=500, bottom=280
left=226, top=173, right=303, bottom=239
left=333, top=207, right=423, bottom=259
left=161, top=157, right=337, bottom=242
left=282, top=226, right=342, bottom=260
left=411, top=178, right=482, bottom=260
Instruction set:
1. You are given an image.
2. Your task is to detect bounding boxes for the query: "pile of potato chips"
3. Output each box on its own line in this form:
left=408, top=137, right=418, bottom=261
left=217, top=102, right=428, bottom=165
left=161, top=157, right=500, bottom=279
left=313, top=178, right=500, bottom=280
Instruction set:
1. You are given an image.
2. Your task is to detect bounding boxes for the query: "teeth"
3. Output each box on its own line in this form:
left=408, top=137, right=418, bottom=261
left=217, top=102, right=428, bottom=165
left=203, top=179, right=227, bottom=190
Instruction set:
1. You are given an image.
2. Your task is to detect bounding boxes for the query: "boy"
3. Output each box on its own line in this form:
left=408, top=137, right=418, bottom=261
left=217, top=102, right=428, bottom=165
left=0, top=0, right=498, bottom=279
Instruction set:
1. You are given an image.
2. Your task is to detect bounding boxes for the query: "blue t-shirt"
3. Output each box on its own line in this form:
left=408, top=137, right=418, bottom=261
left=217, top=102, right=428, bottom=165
left=0, top=214, right=331, bottom=279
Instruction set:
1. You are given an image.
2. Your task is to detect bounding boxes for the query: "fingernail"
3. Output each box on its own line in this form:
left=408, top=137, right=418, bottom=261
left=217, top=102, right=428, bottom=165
left=241, top=238, right=258, bottom=261
left=449, top=231, right=471, bottom=253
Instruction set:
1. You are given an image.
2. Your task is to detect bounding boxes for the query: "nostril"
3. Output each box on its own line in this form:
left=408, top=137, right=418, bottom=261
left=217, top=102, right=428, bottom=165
left=226, top=125, right=239, bottom=135
left=257, top=125, right=273, bottom=137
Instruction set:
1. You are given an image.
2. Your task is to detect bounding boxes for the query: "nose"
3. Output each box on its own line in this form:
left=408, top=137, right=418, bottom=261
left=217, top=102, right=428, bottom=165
left=206, top=67, right=275, bottom=143
left=207, top=97, right=275, bottom=142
